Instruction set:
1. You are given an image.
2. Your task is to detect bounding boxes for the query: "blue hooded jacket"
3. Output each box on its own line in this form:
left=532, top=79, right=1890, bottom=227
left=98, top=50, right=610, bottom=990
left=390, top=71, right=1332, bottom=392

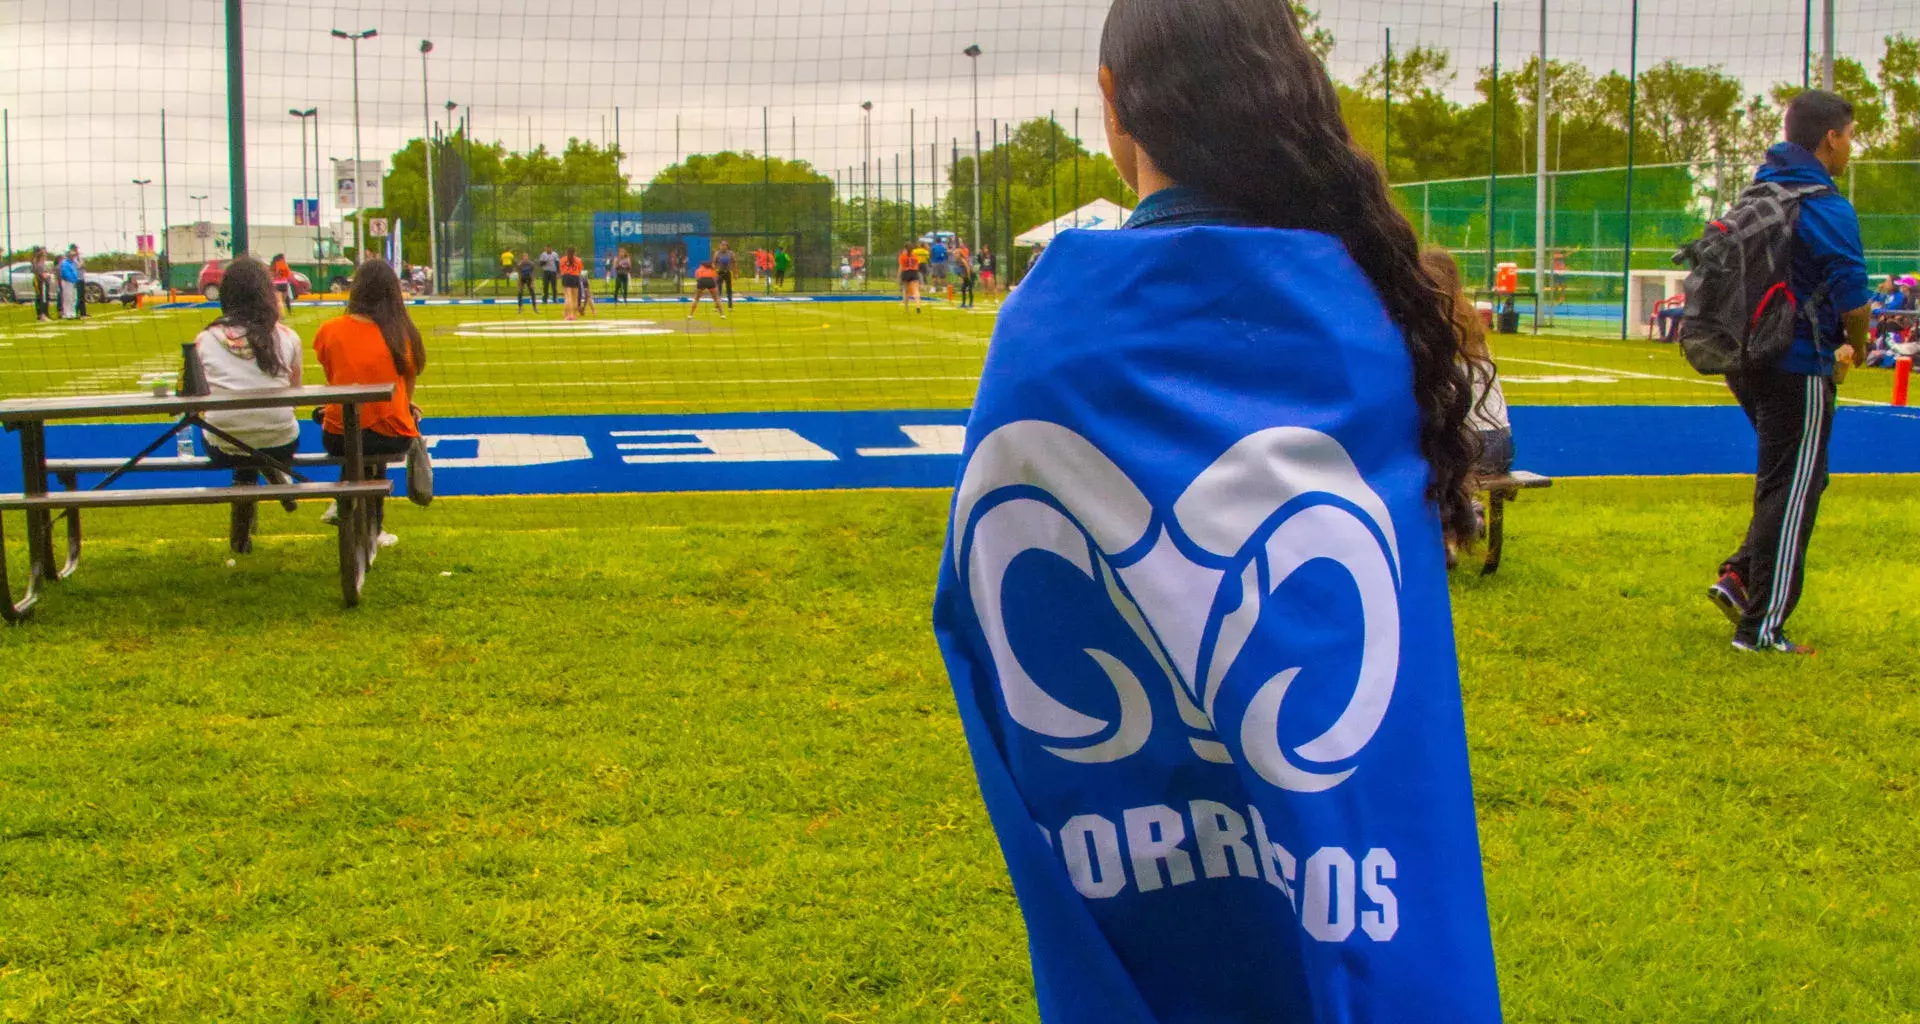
left=1752, top=142, right=1872, bottom=376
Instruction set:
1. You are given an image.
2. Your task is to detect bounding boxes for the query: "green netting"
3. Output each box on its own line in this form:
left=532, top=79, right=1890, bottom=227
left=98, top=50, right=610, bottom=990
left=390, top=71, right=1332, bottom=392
left=1393, top=160, right=1920, bottom=286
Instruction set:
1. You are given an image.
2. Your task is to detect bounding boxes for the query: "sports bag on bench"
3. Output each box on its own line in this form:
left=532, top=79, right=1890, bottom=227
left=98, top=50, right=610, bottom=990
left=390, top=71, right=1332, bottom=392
left=1671, top=180, right=1832, bottom=376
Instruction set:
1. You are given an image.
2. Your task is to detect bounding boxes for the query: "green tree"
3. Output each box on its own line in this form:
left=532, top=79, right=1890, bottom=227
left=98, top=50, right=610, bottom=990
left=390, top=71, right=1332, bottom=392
left=1291, top=2, right=1335, bottom=64
left=1879, top=34, right=1920, bottom=157
left=650, top=151, right=831, bottom=187
left=1770, top=57, right=1887, bottom=151
left=943, top=117, right=1136, bottom=255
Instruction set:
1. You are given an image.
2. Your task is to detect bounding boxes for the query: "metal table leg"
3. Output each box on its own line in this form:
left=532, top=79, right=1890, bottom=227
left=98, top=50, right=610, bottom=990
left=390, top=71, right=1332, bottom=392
left=20, top=422, right=56, bottom=585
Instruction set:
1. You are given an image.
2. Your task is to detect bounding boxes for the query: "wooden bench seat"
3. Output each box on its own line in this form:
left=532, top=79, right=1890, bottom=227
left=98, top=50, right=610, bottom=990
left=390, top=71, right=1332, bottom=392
left=1, top=480, right=393, bottom=622
left=1471, top=470, right=1553, bottom=576
left=0, top=480, right=391, bottom=512
left=45, top=452, right=400, bottom=483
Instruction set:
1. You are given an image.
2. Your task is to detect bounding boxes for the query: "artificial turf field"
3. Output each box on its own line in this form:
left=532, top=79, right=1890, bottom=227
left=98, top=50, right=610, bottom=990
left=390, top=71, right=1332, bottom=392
left=2, top=295, right=1918, bottom=1021
left=0, top=295, right=1908, bottom=416
left=0, top=480, right=1916, bottom=1022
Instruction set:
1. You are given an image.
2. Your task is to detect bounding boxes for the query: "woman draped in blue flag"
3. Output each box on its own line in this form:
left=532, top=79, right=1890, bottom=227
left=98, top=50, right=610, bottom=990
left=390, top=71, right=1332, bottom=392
left=932, top=1, right=1503, bottom=1021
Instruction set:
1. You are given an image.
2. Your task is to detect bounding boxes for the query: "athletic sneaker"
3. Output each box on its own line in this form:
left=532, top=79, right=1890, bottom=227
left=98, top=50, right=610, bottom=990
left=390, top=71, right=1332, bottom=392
left=1732, top=636, right=1818, bottom=656
left=320, top=500, right=339, bottom=525
left=377, top=532, right=399, bottom=548
left=1707, top=571, right=1748, bottom=625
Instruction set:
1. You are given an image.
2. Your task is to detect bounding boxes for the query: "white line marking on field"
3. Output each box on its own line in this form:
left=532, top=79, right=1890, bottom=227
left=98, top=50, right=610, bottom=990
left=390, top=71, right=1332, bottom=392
left=425, top=375, right=984, bottom=390
left=443, top=353, right=983, bottom=368
left=1501, top=356, right=1886, bottom=407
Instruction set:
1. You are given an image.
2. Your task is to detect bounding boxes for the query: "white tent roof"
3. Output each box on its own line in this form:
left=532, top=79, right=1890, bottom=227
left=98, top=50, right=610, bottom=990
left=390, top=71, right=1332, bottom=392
left=1014, top=198, right=1134, bottom=248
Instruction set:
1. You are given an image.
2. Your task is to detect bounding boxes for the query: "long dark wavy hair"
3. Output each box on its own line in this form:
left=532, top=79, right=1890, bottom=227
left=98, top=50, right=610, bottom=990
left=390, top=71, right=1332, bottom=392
left=208, top=256, right=287, bottom=377
left=345, top=258, right=427, bottom=378
left=1100, top=0, right=1477, bottom=542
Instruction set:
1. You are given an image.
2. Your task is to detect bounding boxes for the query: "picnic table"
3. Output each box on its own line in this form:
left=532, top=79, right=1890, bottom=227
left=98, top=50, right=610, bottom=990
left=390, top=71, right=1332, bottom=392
left=0, top=385, right=397, bottom=622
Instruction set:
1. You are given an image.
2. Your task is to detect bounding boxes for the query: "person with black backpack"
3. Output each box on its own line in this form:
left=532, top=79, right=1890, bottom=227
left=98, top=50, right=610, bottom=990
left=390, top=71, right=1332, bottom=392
left=1691, top=91, right=1873, bottom=655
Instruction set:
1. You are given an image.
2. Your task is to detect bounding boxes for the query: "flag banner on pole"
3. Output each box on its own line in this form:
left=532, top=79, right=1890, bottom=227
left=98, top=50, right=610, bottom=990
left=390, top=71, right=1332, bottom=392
left=934, top=227, right=1502, bottom=1024
left=293, top=198, right=307, bottom=227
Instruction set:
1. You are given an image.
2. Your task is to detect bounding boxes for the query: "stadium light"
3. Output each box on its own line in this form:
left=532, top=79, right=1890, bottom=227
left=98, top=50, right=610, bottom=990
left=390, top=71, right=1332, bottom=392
left=290, top=108, right=319, bottom=262
left=421, top=39, right=440, bottom=293
left=861, top=102, right=873, bottom=285
left=964, top=45, right=984, bottom=264
left=332, top=28, right=377, bottom=264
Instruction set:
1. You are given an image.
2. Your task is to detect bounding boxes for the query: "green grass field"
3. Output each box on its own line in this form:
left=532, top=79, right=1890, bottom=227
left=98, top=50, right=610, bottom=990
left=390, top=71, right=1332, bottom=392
left=2, top=293, right=1917, bottom=1020
left=2, top=478, right=1918, bottom=1022
left=1, top=296, right=1905, bottom=417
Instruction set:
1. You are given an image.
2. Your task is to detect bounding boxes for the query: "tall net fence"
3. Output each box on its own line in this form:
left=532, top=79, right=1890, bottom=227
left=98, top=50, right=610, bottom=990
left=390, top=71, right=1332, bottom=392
left=0, top=0, right=1914, bottom=524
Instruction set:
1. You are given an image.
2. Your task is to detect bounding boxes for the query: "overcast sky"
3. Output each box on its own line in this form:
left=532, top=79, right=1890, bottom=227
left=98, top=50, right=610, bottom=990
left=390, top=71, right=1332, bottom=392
left=0, top=0, right=1904, bottom=254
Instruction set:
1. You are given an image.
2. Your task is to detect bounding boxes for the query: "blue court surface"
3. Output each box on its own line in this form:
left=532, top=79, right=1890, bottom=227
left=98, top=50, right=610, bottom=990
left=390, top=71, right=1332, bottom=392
left=2, top=405, right=1916, bottom=498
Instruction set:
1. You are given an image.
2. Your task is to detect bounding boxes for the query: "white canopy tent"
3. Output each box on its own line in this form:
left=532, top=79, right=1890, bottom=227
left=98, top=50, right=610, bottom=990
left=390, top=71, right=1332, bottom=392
left=1013, top=198, right=1134, bottom=249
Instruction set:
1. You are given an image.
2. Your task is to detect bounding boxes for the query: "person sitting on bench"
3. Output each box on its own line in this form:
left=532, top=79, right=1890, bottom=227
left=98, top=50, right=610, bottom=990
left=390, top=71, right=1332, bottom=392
left=1421, top=248, right=1514, bottom=475
left=194, top=255, right=306, bottom=522
left=313, top=258, right=427, bottom=548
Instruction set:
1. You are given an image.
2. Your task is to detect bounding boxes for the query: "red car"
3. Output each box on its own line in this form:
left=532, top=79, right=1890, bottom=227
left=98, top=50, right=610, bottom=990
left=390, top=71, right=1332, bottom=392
left=199, top=260, right=312, bottom=302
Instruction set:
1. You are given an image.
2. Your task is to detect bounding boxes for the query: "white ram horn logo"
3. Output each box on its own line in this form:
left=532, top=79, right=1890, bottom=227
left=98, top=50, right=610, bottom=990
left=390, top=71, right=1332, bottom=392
left=954, top=422, right=1403, bottom=791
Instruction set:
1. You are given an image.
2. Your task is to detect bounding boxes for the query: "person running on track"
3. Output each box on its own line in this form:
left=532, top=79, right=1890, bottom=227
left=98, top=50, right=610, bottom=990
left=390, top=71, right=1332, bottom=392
left=690, top=260, right=726, bottom=320
left=898, top=246, right=923, bottom=312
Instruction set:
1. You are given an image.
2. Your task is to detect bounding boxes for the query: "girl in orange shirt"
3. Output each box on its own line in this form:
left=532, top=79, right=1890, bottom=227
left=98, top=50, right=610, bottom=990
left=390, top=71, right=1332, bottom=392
left=898, top=246, right=923, bottom=313
left=270, top=253, right=296, bottom=313
left=559, top=247, right=585, bottom=320
left=313, top=259, right=427, bottom=546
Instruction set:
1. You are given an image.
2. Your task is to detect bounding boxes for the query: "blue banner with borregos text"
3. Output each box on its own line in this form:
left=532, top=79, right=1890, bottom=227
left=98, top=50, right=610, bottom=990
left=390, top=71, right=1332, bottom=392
left=593, top=211, right=712, bottom=270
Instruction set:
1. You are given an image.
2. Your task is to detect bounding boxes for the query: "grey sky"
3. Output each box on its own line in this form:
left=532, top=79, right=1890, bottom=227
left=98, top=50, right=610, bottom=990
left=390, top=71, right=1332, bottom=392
left=0, top=0, right=1903, bottom=254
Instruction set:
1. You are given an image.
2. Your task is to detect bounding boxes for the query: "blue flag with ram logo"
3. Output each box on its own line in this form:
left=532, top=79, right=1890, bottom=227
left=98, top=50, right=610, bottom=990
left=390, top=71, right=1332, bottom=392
left=933, top=225, right=1503, bottom=1023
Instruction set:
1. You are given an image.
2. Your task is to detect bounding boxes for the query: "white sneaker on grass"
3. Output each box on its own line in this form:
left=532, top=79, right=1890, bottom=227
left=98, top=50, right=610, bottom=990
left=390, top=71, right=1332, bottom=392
left=320, top=500, right=339, bottom=525
left=377, top=532, right=399, bottom=548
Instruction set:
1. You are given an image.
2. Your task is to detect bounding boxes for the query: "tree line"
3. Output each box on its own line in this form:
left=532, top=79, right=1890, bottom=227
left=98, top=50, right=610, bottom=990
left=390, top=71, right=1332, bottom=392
left=357, top=11, right=1915, bottom=277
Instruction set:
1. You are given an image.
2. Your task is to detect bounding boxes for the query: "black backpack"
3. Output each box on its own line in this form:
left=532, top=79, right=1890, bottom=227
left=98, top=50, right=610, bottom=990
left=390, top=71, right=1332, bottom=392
left=1672, top=181, right=1832, bottom=375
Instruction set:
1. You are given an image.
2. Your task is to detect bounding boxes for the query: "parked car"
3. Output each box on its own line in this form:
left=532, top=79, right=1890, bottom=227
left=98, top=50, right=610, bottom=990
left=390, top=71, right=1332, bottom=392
left=95, top=271, right=163, bottom=306
left=198, top=260, right=313, bottom=302
left=2, top=261, right=133, bottom=305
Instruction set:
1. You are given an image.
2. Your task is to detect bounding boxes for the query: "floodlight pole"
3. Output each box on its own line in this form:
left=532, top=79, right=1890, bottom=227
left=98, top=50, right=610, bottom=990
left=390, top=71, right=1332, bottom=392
left=1535, top=0, right=1548, bottom=312
left=291, top=108, right=318, bottom=262
left=132, top=178, right=152, bottom=277
left=1803, top=0, right=1813, bottom=89
left=333, top=28, right=377, bottom=264
left=862, top=101, right=873, bottom=290
left=421, top=40, right=439, bottom=293
left=160, top=110, right=171, bottom=290
left=1821, top=0, right=1835, bottom=89
left=966, top=45, right=983, bottom=261
left=1487, top=1, right=1499, bottom=291
left=225, top=0, right=249, bottom=256
left=3, top=109, right=11, bottom=261
left=1620, top=0, right=1639, bottom=340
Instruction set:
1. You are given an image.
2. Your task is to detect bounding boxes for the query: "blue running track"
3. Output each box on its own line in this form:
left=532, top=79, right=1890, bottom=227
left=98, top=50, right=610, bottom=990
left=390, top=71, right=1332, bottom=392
left=2, top=406, right=1916, bottom=497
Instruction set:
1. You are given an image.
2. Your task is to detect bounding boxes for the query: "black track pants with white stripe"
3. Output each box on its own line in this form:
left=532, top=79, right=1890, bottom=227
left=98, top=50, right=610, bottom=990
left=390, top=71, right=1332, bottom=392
left=1722, top=367, right=1835, bottom=645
